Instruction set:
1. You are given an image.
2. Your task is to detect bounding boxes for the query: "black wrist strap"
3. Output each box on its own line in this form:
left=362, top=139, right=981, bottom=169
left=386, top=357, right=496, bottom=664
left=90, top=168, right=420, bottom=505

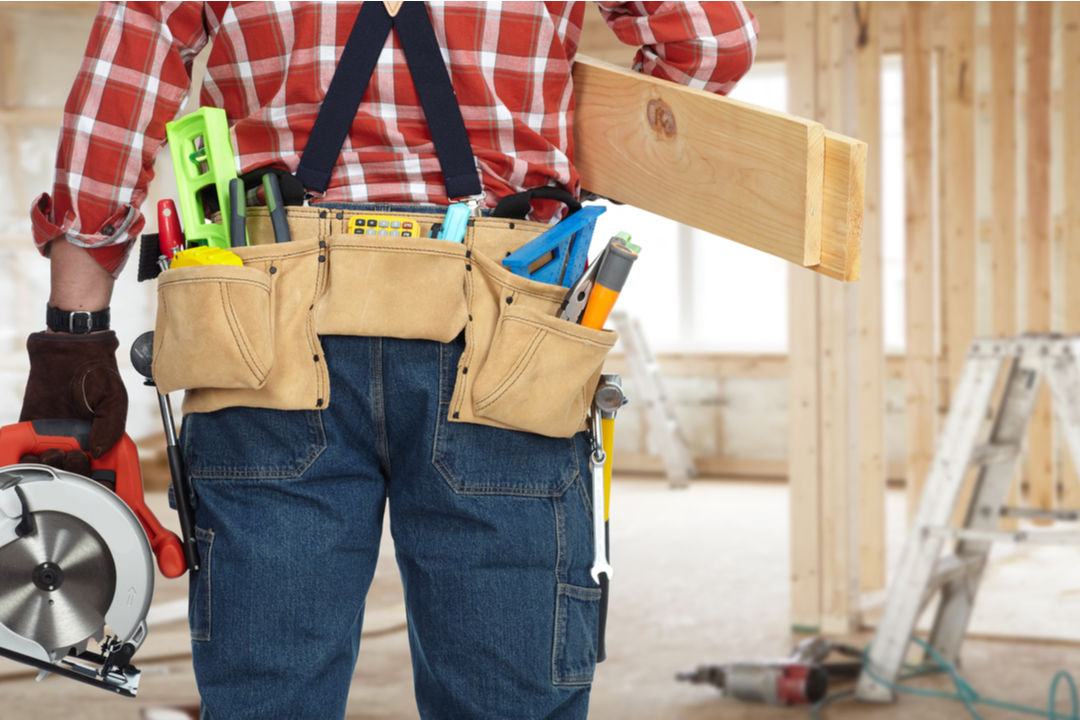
left=46, top=305, right=110, bottom=334
left=295, top=1, right=483, bottom=200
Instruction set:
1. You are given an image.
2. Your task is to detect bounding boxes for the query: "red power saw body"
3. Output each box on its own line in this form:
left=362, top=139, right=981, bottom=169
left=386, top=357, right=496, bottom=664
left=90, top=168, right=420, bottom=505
left=0, top=419, right=186, bottom=578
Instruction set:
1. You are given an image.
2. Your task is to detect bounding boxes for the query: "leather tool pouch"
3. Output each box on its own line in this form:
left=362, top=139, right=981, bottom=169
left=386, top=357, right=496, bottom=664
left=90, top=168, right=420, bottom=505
left=151, top=208, right=617, bottom=438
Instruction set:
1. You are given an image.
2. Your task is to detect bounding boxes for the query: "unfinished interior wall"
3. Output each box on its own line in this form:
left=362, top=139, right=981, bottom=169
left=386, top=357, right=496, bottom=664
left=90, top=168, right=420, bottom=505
left=586, top=1, right=1080, bottom=634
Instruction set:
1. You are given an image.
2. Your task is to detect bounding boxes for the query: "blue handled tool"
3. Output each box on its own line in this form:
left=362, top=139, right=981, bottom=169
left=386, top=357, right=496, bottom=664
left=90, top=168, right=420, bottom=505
left=436, top=203, right=471, bottom=243
left=502, top=205, right=605, bottom=287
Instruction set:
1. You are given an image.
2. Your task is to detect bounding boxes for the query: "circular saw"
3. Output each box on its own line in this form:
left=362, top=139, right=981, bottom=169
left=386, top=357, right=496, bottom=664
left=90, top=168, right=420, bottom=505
left=0, top=420, right=187, bottom=697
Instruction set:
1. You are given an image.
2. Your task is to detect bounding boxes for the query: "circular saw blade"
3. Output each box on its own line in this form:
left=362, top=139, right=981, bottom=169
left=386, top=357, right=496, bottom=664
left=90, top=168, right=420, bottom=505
left=0, top=511, right=116, bottom=653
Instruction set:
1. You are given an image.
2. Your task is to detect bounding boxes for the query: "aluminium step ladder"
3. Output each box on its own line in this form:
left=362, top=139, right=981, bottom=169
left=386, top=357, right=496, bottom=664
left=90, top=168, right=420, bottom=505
left=856, top=334, right=1080, bottom=702
left=610, top=311, right=696, bottom=488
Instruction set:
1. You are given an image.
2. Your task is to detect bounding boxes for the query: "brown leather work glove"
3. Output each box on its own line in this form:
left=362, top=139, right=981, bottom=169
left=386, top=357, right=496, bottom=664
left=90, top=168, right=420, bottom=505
left=19, top=331, right=128, bottom=466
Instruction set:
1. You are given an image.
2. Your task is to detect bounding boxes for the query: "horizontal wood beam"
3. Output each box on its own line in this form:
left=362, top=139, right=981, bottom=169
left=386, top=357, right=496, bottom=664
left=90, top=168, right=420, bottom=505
left=573, top=55, right=863, bottom=281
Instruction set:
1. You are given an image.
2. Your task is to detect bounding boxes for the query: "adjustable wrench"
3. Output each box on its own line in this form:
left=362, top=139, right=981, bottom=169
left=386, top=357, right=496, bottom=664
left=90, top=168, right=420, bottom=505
left=589, top=419, right=612, bottom=584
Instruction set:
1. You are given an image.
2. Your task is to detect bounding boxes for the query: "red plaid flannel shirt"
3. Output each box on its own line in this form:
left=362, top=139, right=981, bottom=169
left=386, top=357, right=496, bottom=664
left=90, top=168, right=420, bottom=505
left=31, top=1, right=757, bottom=275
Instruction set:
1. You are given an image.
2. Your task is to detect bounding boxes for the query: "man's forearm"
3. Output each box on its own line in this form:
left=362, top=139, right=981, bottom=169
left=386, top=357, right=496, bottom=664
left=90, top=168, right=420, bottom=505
left=48, top=239, right=115, bottom=312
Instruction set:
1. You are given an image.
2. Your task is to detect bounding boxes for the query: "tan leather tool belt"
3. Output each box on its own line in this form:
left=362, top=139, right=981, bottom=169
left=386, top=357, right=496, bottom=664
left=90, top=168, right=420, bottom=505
left=152, top=206, right=618, bottom=438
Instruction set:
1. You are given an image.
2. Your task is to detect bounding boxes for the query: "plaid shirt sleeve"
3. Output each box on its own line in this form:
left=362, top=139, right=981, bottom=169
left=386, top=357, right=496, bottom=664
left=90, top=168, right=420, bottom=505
left=30, top=1, right=210, bottom=276
left=595, top=1, right=758, bottom=95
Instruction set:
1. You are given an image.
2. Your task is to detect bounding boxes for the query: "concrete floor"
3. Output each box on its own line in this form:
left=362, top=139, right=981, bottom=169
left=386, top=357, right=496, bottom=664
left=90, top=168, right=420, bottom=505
left=2, top=479, right=1079, bottom=719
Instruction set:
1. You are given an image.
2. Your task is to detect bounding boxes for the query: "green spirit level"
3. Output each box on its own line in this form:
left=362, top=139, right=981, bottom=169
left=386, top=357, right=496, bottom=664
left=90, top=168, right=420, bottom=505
left=165, top=107, right=243, bottom=249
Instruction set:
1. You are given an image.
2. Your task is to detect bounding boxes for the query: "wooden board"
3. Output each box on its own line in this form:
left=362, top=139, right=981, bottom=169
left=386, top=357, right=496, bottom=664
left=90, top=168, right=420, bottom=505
left=1026, top=4, right=1054, bottom=521
left=815, top=2, right=861, bottom=637
left=573, top=55, right=862, bottom=281
left=1063, top=1, right=1080, bottom=510
left=941, top=3, right=979, bottom=531
left=821, top=131, right=866, bottom=281
left=784, top=1, right=823, bottom=633
left=989, top=2, right=1021, bottom=532
left=903, top=2, right=937, bottom=522
left=941, top=2, right=976, bottom=391
left=854, top=0, right=886, bottom=596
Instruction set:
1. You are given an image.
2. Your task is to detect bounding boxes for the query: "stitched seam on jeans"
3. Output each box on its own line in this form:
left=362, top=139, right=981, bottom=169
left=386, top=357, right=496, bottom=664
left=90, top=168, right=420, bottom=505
left=433, top=432, right=579, bottom=496
left=187, top=411, right=327, bottom=479
left=553, top=495, right=566, bottom=584
left=577, top=459, right=593, bottom=518
left=432, top=442, right=576, bottom=497
left=558, top=582, right=602, bottom=601
left=551, top=582, right=601, bottom=686
left=372, top=339, right=392, bottom=478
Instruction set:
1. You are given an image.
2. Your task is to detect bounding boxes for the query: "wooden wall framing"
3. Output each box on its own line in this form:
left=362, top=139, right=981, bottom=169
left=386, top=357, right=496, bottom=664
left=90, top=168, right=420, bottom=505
left=784, top=2, right=883, bottom=634
left=777, top=1, right=1080, bottom=633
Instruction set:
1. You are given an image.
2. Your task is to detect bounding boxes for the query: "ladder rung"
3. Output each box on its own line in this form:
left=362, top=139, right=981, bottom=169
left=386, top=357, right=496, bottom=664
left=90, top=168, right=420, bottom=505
left=969, top=442, right=1021, bottom=467
left=925, top=554, right=982, bottom=599
left=924, top=526, right=1080, bottom=545
left=1000, top=506, right=1080, bottom=522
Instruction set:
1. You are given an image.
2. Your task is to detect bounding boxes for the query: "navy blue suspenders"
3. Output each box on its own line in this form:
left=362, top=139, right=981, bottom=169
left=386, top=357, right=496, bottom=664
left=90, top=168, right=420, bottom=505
left=295, top=2, right=483, bottom=201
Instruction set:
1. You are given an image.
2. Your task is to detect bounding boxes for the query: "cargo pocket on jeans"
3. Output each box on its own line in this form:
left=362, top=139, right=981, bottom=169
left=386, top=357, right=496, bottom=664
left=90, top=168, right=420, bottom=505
left=188, top=527, right=214, bottom=642
left=552, top=582, right=602, bottom=686
left=153, top=265, right=273, bottom=394
left=471, top=304, right=617, bottom=438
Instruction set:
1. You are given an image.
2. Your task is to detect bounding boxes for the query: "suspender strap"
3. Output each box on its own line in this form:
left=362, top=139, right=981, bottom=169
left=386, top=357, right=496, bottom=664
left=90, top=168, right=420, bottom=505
left=295, top=2, right=483, bottom=200
left=393, top=3, right=481, bottom=199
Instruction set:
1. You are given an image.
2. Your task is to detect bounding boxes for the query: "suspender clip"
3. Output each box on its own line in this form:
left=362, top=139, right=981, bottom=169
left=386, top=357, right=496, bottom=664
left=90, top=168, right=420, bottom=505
left=461, top=193, right=486, bottom=217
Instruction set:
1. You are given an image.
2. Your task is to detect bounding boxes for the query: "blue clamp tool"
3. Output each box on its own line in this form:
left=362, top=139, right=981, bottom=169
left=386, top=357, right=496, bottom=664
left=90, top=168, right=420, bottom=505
left=502, top=205, right=605, bottom=287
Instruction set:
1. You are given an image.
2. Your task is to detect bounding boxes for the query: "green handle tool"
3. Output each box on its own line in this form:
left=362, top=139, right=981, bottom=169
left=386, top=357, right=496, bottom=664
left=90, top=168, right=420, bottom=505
left=165, top=107, right=244, bottom=249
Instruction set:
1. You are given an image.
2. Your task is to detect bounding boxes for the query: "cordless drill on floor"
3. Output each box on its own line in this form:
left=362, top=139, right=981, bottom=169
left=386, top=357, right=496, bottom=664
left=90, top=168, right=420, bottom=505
left=676, top=637, right=863, bottom=706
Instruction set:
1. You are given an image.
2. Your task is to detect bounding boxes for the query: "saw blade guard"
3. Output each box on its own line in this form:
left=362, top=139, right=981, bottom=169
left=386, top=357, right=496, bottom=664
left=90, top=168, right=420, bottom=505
left=0, top=465, right=154, bottom=663
left=0, top=421, right=186, bottom=578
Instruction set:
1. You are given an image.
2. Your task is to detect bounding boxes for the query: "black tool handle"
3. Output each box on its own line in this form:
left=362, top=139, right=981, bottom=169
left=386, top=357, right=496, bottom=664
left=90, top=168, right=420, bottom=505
left=228, top=178, right=247, bottom=247
left=263, top=174, right=292, bottom=243
left=167, top=443, right=200, bottom=571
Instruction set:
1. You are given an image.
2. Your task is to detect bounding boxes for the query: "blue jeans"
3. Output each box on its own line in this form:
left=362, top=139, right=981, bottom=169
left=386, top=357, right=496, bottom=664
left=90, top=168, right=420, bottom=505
left=181, top=334, right=600, bottom=719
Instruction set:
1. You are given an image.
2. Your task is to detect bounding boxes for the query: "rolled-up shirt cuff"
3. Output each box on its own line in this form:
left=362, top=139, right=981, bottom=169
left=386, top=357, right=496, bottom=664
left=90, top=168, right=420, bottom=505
left=31, top=193, right=140, bottom=277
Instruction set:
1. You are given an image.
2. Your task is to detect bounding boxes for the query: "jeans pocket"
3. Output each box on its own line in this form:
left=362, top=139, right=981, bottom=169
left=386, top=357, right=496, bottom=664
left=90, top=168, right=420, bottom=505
left=181, top=408, right=326, bottom=480
left=189, top=527, right=214, bottom=642
left=433, top=337, right=587, bottom=497
left=552, top=582, right=602, bottom=686
left=433, top=417, right=585, bottom=497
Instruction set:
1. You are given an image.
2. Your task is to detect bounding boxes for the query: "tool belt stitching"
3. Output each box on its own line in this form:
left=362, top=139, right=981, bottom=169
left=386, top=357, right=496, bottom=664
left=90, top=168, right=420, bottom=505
left=497, top=314, right=614, bottom=346
left=468, top=252, right=562, bottom=297
left=330, top=242, right=464, bottom=259
left=232, top=245, right=324, bottom=261
left=474, top=330, right=544, bottom=407
left=222, top=283, right=268, bottom=380
left=160, top=275, right=270, bottom=289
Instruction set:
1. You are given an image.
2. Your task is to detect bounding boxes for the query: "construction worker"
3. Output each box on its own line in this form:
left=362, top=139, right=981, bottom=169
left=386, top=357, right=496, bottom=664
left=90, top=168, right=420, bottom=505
left=23, top=2, right=756, bottom=718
